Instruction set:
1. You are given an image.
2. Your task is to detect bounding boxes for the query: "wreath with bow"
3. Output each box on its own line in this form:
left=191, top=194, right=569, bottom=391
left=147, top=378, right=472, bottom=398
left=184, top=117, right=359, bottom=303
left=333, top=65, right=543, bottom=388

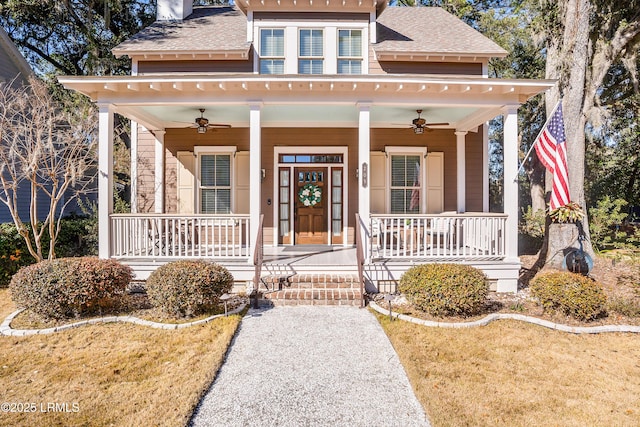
left=298, top=183, right=322, bottom=206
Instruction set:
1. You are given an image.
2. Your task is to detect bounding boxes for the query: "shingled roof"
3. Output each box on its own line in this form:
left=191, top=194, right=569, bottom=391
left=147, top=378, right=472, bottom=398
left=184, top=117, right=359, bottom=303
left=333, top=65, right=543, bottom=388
left=113, top=5, right=507, bottom=60
left=375, top=7, right=507, bottom=58
left=112, top=7, right=250, bottom=57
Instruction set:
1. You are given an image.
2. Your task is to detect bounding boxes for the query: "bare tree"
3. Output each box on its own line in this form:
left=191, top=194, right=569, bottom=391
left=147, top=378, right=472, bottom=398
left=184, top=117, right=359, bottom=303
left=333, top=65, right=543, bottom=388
left=0, top=77, right=97, bottom=261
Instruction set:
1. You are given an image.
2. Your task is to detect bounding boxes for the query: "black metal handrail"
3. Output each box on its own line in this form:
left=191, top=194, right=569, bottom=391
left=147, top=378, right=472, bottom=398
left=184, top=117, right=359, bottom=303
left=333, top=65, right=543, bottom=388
left=252, top=214, right=264, bottom=309
left=355, top=213, right=366, bottom=308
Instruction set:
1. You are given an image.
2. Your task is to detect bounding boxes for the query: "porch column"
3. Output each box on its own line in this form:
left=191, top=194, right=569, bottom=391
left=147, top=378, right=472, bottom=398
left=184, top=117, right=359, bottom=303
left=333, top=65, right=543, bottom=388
left=357, top=103, right=371, bottom=223
left=249, top=102, right=262, bottom=260
left=503, top=106, right=520, bottom=288
left=455, top=131, right=467, bottom=213
left=130, top=121, right=138, bottom=213
left=98, top=104, right=114, bottom=259
left=154, top=130, right=166, bottom=213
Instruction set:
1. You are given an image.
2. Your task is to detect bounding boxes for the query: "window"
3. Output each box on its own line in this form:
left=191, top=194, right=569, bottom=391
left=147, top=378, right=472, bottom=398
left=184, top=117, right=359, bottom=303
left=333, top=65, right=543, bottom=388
left=260, top=29, right=285, bottom=74
left=337, top=29, right=362, bottom=74
left=200, top=154, right=231, bottom=213
left=299, top=29, right=323, bottom=74
left=390, top=155, right=421, bottom=213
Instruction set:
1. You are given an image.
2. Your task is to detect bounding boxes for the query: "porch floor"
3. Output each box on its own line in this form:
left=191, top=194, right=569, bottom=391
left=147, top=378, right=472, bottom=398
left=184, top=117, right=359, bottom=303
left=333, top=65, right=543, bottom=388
left=263, top=245, right=357, bottom=266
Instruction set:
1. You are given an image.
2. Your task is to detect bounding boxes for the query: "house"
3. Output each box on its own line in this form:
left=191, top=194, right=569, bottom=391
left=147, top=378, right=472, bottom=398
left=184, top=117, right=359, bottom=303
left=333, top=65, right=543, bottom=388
left=0, top=26, right=95, bottom=224
left=0, top=26, right=39, bottom=224
left=59, top=0, right=553, bottom=296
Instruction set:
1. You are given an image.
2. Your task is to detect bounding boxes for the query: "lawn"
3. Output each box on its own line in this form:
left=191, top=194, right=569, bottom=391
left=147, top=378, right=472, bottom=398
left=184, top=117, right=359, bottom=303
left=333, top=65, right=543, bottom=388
left=378, top=313, right=640, bottom=427
left=0, top=288, right=241, bottom=427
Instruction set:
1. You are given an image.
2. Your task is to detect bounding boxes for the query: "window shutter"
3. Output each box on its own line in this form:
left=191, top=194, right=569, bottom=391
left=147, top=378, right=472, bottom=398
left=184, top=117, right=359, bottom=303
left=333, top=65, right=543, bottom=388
left=176, top=151, right=195, bottom=214
left=370, top=152, right=386, bottom=213
left=426, top=152, right=444, bottom=214
left=234, top=151, right=250, bottom=214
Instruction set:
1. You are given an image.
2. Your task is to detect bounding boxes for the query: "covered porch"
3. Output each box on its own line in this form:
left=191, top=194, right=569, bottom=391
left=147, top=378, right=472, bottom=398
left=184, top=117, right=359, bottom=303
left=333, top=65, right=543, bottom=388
left=59, top=74, right=554, bottom=292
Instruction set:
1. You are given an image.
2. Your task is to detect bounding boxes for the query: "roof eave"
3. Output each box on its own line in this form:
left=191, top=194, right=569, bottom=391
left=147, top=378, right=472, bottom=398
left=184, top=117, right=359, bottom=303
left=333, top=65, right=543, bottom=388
left=374, top=50, right=508, bottom=62
left=112, top=48, right=251, bottom=60
left=58, top=74, right=555, bottom=103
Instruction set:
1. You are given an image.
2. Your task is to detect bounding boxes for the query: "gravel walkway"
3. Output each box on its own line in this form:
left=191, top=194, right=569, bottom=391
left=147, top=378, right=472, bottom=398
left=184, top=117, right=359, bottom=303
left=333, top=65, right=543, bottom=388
left=190, top=306, right=430, bottom=427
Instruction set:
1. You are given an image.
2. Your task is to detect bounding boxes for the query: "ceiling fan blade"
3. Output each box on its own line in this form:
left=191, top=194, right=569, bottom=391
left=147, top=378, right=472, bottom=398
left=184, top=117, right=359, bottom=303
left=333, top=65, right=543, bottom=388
left=424, top=122, right=449, bottom=126
left=207, top=123, right=232, bottom=128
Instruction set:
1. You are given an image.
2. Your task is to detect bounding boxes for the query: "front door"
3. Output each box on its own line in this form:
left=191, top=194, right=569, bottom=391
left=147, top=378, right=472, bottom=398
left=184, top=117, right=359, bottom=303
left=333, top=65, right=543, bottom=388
left=294, top=167, right=328, bottom=244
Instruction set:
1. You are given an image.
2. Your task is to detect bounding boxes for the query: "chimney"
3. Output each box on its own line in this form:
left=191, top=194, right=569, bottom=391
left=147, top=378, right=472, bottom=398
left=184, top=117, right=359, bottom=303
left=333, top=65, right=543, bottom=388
left=157, top=0, right=193, bottom=21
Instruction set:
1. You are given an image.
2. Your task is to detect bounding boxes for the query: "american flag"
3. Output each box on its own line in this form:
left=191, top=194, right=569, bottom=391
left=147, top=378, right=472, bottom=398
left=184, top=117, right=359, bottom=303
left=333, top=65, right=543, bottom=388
left=534, top=103, right=570, bottom=210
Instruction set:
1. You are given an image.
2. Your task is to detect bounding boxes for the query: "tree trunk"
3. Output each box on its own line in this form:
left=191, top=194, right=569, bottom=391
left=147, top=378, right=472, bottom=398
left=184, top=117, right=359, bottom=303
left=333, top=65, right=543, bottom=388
left=542, top=0, right=595, bottom=269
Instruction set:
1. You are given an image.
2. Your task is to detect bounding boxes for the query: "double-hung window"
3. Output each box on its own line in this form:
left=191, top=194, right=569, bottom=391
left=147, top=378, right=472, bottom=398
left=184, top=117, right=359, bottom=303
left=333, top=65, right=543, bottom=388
left=298, top=29, right=323, bottom=74
left=260, top=28, right=285, bottom=74
left=337, top=29, right=362, bottom=74
left=200, top=154, right=231, bottom=214
left=390, top=154, right=422, bottom=214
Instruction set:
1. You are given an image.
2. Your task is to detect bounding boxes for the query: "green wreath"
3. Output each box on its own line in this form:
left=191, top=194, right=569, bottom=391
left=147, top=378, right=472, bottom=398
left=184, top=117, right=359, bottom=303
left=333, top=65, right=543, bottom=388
left=298, top=183, right=322, bottom=207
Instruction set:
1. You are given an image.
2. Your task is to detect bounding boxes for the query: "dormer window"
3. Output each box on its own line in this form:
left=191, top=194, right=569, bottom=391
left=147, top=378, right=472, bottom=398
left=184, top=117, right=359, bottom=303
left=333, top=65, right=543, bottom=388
left=260, top=28, right=285, bottom=74
left=337, top=29, right=362, bottom=74
left=298, top=29, right=324, bottom=74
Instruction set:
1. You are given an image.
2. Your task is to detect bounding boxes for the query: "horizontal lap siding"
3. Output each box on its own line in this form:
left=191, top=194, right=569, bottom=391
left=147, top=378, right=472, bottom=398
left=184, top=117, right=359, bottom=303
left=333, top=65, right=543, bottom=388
left=369, top=45, right=483, bottom=76
left=375, top=61, right=483, bottom=75
left=370, top=128, right=459, bottom=212
left=159, top=127, right=484, bottom=244
left=138, top=58, right=253, bottom=74
left=136, top=126, right=157, bottom=213
left=465, top=129, right=484, bottom=212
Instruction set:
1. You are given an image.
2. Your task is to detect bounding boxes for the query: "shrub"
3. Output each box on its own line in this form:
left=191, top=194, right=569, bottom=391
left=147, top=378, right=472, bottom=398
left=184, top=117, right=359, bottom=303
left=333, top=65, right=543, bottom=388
left=0, top=223, right=33, bottom=288
left=399, top=263, right=489, bottom=317
left=10, top=257, right=133, bottom=319
left=146, top=260, right=233, bottom=318
left=530, top=271, right=607, bottom=321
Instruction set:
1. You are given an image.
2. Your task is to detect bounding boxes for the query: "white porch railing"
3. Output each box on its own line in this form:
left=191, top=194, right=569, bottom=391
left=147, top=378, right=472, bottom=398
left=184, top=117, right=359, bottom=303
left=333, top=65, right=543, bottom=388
left=110, top=214, right=251, bottom=259
left=368, top=213, right=507, bottom=261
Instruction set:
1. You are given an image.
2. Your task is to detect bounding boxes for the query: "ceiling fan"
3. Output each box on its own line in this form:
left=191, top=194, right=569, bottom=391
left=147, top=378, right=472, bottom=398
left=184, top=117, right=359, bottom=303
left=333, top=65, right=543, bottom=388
left=410, top=110, right=448, bottom=134
left=192, top=108, right=231, bottom=133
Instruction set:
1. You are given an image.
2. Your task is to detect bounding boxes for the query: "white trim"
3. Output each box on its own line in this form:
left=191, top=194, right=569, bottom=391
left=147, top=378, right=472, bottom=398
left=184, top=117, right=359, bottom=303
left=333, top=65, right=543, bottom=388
left=194, top=146, right=238, bottom=155
left=483, top=123, right=489, bottom=212
left=98, top=104, right=114, bottom=258
left=249, top=103, right=262, bottom=260
left=358, top=104, right=371, bottom=222
left=154, top=130, right=166, bottom=214
left=369, top=12, right=376, bottom=44
left=503, top=106, right=519, bottom=266
left=130, top=122, right=138, bottom=213
left=384, top=146, right=428, bottom=214
left=247, top=11, right=254, bottom=43
left=273, top=146, right=349, bottom=247
left=193, top=146, right=237, bottom=214
left=455, top=131, right=467, bottom=213
left=285, top=26, right=297, bottom=74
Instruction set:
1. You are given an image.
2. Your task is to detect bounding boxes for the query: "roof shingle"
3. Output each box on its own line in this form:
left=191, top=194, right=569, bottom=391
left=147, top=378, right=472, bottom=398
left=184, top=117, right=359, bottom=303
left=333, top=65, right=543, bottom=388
left=375, top=7, right=507, bottom=57
left=113, top=7, right=250, bottom=56
left=113, top=6, right=507, bottom=59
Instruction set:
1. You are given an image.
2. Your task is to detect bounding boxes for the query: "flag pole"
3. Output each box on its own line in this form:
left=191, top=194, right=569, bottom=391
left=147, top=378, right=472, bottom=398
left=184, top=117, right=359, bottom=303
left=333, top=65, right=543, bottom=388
left=513, top=99, right=562, bottom=182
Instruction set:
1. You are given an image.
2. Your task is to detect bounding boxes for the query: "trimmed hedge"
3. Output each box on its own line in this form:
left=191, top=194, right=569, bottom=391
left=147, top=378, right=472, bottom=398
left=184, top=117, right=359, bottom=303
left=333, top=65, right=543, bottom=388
left=10, top=257, right=133, bottom=320
left=146, top=260, right=233, bottom=318
left=530, top=271, right=607, bottom=321
left=399, top=263, right=489, bottom=317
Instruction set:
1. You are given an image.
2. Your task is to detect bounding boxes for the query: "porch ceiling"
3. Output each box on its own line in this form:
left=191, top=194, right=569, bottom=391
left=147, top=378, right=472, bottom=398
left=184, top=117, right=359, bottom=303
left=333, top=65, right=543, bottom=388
left=135, top=104, right=479, bottom=129
left=59, top=74, right=554, bottom=132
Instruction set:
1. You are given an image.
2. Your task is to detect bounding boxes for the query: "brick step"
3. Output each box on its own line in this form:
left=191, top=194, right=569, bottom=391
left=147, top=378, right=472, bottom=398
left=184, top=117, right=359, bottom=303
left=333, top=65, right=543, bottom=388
left=261, top=288, right=363, bottom=306
left=264, top=281, right=356, bottom=290
left=261, top=273, right=360, bottom=290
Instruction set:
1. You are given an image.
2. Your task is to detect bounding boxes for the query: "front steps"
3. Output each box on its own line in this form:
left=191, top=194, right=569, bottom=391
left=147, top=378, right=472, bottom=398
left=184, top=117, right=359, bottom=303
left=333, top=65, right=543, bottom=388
left=259, top=273, right=363, bottom=306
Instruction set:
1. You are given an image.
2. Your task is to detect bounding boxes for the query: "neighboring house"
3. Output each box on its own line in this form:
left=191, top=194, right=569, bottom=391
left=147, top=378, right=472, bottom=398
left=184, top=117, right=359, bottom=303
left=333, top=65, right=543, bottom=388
left=60, top=0, right=553, bottom=292
left=0, top=27, right=94, bottom=224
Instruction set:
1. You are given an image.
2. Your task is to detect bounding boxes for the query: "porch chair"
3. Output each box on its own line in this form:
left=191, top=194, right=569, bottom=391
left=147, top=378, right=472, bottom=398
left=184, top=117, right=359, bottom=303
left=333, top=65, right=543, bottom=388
left=425, top=212, right=457, bottom=249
